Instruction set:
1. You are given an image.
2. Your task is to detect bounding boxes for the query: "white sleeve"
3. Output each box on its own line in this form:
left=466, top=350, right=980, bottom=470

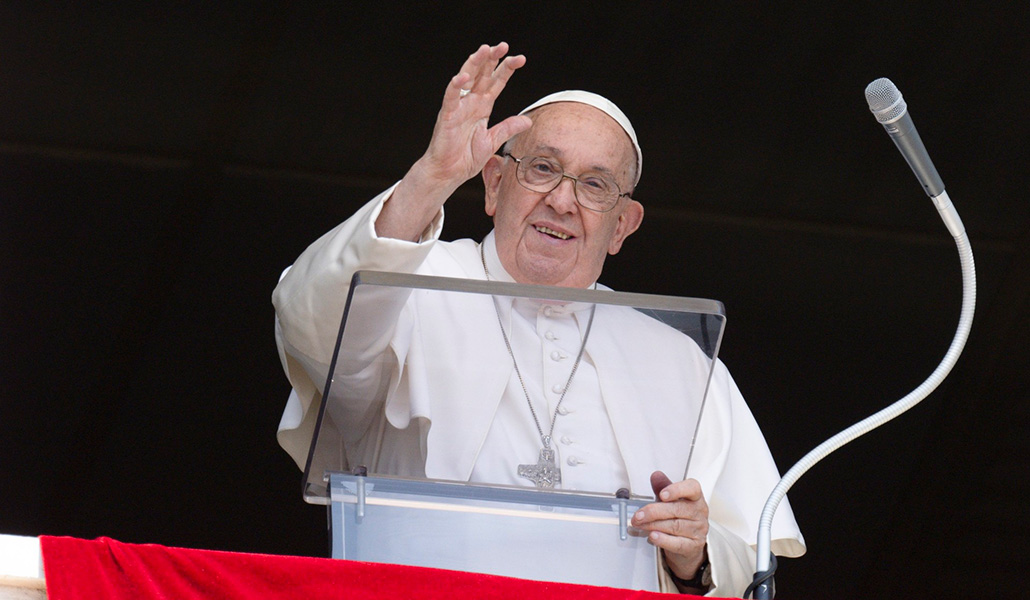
left=705, top=363, right=806, bottom=559
left=674, top=361, right=805, bottom=596
left=272, top=185, right=444, bottom=468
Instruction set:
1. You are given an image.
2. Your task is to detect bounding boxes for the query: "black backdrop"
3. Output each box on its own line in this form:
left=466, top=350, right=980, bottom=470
left=1, top=4, right=1028, bottom=598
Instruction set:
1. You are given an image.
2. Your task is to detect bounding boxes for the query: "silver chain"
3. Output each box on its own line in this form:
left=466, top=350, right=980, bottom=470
left=480, top=244, right=596, bottom=448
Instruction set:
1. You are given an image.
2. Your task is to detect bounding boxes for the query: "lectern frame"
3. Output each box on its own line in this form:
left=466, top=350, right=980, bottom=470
left=305, top=271, right=727, bottom=590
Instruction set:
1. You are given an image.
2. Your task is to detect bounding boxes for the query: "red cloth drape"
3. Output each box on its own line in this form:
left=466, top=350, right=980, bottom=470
left=40, top=536, right=701, bottom=599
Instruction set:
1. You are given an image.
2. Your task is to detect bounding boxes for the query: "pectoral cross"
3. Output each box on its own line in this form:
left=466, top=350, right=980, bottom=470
left=517, top=446, right=562, bottom=488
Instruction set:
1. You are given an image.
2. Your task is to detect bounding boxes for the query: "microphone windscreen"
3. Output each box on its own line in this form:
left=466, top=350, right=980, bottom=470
left=865, top=78, right=907, bottom=123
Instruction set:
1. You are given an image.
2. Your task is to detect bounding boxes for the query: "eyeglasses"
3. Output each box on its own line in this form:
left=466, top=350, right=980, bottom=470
left=502, top=152, right=630, bottom=213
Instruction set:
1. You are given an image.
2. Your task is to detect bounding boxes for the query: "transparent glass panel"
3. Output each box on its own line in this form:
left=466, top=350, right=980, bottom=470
left=303, top=270, right=726, bottom=503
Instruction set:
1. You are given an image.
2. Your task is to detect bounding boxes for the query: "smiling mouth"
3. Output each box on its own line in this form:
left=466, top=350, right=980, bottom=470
left=535, top=225, right=572, bottom=240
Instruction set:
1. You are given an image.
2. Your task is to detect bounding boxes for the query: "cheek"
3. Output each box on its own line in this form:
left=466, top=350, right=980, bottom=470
left=587, top=215, right=622, bottom=252
left=492, top=198, right=533, bottom=247
left=499, top=194, right=538, bottom=226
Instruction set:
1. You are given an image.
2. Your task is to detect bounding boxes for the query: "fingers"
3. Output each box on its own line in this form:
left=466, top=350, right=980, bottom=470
left=422, top=43, right=527, bottom=185
left=632, top=475, right=708, bottom=538
left=441, top=43, right=523, bottom=120
left=490, top=53, right=527, bottom=92
left=642, top=516, right=708, bottom=543
left=461, top=42, right=509, bottom=87
left=663, top=479, right=704, bottom=503
left=441, top=72, right=474, bottom=112
left=472, top=43, right=508, bottom=87
left=635, top=473, right=710, bottom=576
left=632, top=495, right=708, bottom=558
left=453, top=42, right=525, bottom=98
left=457, top=43, right=495, bottom=82
left=632, top=495, right=708, bottom=529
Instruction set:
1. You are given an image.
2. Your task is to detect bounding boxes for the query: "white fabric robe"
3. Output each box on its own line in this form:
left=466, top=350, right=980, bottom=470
left=273, top=185, right=806, bottom=596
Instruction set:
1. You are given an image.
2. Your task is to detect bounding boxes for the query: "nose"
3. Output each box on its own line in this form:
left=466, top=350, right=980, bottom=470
left=544, top=175, right=579, bottom=214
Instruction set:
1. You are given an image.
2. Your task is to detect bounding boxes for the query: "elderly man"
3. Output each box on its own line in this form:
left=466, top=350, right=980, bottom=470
left=273, top=43, right=804, bottom=596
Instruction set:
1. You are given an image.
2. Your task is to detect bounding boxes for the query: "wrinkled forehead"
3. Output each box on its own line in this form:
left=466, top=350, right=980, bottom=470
left=513, top=103, right=637, bottom=183
left=517, top=91, right=642, bottom=185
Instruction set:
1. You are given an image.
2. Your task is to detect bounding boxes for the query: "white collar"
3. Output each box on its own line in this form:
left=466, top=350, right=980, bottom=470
left=480, top=231, right=515, bottom=283
left=480, top=231, right=599, bottom=339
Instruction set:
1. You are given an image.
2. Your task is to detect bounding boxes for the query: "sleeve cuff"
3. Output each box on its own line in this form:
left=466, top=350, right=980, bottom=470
left=373, top=184, right=445, bottom=245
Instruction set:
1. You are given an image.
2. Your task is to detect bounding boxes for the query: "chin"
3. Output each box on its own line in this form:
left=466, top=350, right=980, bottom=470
left=535, top=269, right=596, bottom=289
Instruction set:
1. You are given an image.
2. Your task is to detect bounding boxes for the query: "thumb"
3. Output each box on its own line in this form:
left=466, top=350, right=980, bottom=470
left=487, top=115, right=533, bottom=152
left=650, top=470, right=674, bottom=498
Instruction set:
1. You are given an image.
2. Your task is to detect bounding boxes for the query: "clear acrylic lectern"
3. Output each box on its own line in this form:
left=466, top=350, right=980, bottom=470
left=302, top=271, right=726, bottom=591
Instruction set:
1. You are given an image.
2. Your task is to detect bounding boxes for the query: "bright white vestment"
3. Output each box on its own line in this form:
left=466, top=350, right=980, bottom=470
left=273, top=186, right=805, bottom=595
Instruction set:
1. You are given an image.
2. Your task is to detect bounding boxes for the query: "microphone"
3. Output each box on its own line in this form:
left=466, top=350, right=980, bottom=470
left=864, top=78, right=944, bottom=197
left=865, top=78, right=964, bottom=238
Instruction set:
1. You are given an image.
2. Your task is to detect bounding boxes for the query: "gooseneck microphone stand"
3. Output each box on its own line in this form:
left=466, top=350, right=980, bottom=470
left=747, top=78, right=976, bottom=599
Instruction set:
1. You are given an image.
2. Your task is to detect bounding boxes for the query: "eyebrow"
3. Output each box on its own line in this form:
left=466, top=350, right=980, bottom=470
left=531, top=145, right=617, bottom=177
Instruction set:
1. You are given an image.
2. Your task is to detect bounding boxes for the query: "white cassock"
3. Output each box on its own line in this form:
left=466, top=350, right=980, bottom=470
left=273, top=185, right=806, bottom=596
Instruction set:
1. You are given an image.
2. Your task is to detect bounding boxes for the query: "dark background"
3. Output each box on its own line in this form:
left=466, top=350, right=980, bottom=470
left=1, top=4, right=1027, bottom=597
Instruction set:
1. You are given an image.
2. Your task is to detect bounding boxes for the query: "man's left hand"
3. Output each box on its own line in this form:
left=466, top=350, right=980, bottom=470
left=631, top=471, right=709, bottom=588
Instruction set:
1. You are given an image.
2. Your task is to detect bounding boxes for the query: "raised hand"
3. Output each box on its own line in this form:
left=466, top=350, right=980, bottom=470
left=377, top=43, right=531, bottom=241
left=421, top=42, right=532, bottom=187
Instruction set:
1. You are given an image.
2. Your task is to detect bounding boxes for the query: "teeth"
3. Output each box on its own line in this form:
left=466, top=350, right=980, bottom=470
left=535, top=226, right=571, bottom=240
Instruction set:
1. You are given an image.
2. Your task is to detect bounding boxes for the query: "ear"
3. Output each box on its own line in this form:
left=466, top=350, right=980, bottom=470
left=607, top=199, right=644, bottom=255
left=482, top=155, right=504, bottom=217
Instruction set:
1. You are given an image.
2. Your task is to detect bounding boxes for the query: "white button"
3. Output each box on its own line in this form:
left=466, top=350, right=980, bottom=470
left=557, top=406, right=571, bottom=416
left=543, top=306, right=554, bottom=317
left=550, top=350, right=563, bottom=361
left=551, top=383, right=564, bottom=394
left=545, top=331, right=557, bottom=341
left=560, top=435, right=574, bottom=445
left=567, top=456, right=582, bottom=466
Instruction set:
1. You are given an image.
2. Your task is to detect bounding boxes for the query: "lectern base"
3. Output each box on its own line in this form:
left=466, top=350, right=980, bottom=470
left=328, top=473, right=661, bottom=591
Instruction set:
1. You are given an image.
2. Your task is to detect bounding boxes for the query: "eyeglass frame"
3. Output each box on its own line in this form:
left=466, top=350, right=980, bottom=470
left=499, top=152, right=632, bottom=213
